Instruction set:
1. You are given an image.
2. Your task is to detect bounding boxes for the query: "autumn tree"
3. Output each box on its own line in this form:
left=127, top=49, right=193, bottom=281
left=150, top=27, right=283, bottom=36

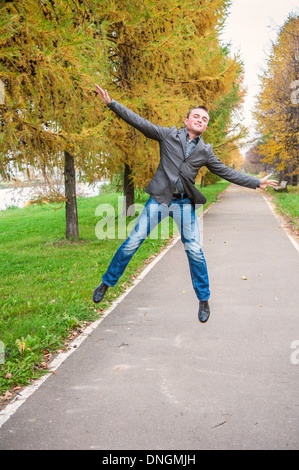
left=0, top=0, right=105, bottom=238
left=93, top=0, right=247, bottom=213
left=254, top=14, right=299, bottom=184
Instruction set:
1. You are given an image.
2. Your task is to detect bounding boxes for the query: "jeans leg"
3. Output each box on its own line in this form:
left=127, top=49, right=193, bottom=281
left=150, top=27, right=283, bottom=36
left=102, top=197, right=167, bottom=287
left=171, top=199, right=210, bottom=301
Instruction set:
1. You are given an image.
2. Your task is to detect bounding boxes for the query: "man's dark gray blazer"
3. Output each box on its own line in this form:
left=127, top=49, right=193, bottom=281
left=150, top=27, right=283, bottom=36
left=108, top=100, right=260, bottom=206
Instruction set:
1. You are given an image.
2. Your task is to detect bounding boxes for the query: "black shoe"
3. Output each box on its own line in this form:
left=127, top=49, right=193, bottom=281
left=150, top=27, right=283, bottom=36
left=198, top=300, right=210, bottom=323
left=93, top=282, right=109, bottom=303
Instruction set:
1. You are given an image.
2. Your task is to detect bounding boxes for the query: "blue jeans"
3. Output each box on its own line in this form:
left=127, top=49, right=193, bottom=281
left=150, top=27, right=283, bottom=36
left=102, top=197, right=210, bottom=301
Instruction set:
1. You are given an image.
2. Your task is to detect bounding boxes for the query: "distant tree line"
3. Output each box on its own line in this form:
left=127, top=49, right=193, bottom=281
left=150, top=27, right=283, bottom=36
left=251, top=14, right=298, bottom=185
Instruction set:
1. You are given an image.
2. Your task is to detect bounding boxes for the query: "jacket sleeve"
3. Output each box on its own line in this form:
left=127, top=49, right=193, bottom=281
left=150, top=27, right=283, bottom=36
left=107, top=100, right=172, bottom=141
left=206, top=145, right=260, bottom=189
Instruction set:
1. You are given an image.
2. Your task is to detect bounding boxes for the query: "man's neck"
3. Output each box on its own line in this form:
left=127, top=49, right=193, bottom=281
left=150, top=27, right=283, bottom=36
left=186, top=129, right=200, bottom=141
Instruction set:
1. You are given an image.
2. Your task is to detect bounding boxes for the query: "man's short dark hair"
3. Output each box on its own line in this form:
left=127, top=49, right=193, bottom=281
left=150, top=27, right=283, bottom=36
left=187, top=106, right=209, bottom=118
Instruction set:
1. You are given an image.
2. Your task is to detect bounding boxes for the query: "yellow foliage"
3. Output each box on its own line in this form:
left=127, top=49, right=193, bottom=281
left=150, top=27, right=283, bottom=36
left=0, top=0, right=105, bottom=178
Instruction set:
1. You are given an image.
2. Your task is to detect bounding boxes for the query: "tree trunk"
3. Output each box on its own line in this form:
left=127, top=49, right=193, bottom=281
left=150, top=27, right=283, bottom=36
left=123, top=163, right=135, bottom=217
left=291, top=174, right=298, bottom=186
left=64, top=150, right=79, bottom=239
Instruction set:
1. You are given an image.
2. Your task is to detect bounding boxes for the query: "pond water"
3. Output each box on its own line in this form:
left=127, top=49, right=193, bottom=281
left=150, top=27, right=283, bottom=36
left=0, top=181, right=105, bottom=211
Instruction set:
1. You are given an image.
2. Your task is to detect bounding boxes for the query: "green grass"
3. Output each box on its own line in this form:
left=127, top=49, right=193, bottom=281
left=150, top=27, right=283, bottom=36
left=270, top=186, right=299, bottom=232
left=0, top=181, right=229, bottom=396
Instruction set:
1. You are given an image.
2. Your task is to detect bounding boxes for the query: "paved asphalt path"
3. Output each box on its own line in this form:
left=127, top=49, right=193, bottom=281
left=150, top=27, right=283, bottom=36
left=1, top=185, right=299, bottom=450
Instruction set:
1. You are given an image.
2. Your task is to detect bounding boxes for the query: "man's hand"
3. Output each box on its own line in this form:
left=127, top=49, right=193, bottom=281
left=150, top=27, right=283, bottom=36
left=259, top=173, right=278, bottom=190
left=95, top=84, right=112, bottom=105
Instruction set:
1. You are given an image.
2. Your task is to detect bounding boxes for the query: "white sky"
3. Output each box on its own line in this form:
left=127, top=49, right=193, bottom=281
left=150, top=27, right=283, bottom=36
left=221, top=0, right=298, bottom=141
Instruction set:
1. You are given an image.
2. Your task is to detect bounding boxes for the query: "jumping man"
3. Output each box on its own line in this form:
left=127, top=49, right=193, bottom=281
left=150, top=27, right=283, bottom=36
left=93, top=85, right=277, bottom=323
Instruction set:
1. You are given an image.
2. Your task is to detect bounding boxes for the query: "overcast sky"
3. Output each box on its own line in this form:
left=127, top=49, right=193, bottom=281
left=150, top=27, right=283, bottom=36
left=221, top=0, right=298, bottom=140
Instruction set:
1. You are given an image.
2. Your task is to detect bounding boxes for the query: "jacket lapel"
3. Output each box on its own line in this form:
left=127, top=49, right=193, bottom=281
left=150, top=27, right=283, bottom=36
left=178, top=129, right=186, bottom=156
left=186, top=136, right=204, bottom=159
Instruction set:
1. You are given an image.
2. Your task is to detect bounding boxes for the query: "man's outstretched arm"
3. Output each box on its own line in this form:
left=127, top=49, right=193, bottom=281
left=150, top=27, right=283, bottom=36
left=206, top=146, right=278, bottom=190
left=95, top=84, right=171, bottom=141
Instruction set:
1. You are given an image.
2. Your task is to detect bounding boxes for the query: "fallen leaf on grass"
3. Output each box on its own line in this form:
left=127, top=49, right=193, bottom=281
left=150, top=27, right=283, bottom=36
left=40, top=362, right=48, bottom=369
left=16, top=339, right=26, bottom=353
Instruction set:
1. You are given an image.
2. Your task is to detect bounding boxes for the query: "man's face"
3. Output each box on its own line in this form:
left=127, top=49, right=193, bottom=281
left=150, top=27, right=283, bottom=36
left=184, top=108, right=209, bottom=136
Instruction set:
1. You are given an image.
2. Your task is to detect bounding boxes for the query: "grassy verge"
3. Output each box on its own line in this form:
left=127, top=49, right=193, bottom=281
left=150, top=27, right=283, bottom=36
left=0, top=181, right=229, bottom=398
left=269, top=186, right=299, bottom=234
